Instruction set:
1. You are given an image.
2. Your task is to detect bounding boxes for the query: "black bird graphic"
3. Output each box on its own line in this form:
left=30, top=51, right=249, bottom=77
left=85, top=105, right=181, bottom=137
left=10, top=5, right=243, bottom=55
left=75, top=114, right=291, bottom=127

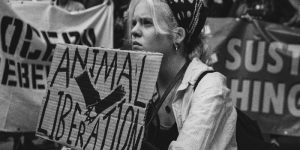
left=75, top=71, right=126, bottom=124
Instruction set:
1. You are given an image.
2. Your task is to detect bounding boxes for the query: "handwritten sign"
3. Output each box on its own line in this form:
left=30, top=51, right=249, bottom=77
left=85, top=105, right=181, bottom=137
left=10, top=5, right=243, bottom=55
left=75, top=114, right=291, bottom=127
left=36, top=44, right=163, bottom=150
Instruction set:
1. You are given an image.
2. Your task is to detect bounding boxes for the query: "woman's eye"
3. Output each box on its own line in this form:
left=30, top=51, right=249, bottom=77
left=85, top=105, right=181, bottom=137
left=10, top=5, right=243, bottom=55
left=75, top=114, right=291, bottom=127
left=131, top=20, right=137, bottom=27
left=142, top=19, right=153, bottom=26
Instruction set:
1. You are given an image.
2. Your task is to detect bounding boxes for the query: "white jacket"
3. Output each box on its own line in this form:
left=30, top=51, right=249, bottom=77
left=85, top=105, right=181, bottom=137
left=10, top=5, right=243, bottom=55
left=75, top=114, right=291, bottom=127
left=169, top=58, right=237, bottom=150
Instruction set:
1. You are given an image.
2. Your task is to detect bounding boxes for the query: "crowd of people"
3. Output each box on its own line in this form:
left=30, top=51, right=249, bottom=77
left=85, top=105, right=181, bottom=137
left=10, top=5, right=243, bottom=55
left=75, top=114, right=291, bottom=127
left=1, top=0, right=300, bottom=150
left=55, top=0, right=300, bottom=49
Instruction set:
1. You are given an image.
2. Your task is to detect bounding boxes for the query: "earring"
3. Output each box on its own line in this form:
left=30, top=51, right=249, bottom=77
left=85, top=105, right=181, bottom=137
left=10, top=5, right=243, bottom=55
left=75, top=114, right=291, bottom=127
left=174, top=43, right=178, bottom=51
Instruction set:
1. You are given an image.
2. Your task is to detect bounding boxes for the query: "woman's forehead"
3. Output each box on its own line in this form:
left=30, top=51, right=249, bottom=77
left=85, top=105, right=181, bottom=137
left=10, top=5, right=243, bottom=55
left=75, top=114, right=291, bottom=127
left=133, top=1, right=151, bottom=17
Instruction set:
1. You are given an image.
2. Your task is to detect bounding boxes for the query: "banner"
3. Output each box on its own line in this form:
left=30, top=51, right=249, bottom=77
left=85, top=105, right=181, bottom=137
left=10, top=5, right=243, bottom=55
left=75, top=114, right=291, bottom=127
left=10, top=1, right=113, bottom=48
left=0, top=1, right=113, bottom=132
left=207, top=18, right=300, bottom=136
left=36, top=44, right=162, bottom=150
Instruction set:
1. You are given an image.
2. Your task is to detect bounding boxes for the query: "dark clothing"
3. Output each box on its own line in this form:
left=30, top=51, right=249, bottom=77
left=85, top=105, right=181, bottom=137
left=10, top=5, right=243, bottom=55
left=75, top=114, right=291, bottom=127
left=228, top=0, right=296, bottom=24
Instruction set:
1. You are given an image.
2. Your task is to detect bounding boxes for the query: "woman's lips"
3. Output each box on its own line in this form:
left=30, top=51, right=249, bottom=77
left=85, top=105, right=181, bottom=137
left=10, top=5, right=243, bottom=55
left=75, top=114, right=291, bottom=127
left=132, top=45, right=143, bottom=50
left=132, top=41, right=143, bottom=50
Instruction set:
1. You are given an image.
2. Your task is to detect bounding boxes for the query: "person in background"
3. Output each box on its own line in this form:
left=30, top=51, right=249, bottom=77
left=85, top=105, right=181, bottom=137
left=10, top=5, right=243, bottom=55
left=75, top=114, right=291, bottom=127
left=284, top=0, right=300, bottom=27
left=228, top=0, right=297, bottom=25
left=56, top=0, right=106, bottom=11
left=127, top=0, right=237, bottom=149
left=56, top=0, right=86, bottom=12
left=207, top=0, right=233, bottom=17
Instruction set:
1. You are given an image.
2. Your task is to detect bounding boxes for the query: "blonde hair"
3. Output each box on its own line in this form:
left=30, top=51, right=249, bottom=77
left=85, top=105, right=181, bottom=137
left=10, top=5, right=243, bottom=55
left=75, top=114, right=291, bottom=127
left=127, top=0, right=213, bottom=64
left=128, top=0, right=177, bottom=35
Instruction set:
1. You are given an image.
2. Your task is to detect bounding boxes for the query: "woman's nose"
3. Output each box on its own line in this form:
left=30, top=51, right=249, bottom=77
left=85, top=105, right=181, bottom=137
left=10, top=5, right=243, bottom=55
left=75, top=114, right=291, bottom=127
left=131, top=23, right=142, bottom=38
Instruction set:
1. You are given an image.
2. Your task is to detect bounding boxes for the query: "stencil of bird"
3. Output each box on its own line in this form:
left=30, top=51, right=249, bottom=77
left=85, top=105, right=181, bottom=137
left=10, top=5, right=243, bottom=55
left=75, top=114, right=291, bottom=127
left=75, top=71, right=126, bottom=124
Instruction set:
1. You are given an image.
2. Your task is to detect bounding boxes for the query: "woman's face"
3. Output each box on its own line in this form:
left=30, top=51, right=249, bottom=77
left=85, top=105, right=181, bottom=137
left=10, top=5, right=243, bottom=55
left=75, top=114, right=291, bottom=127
left=131, top=1, right=173, bottom=54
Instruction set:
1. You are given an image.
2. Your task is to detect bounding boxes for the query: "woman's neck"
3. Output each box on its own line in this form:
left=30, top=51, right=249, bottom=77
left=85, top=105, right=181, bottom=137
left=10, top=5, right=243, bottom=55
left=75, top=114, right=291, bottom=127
left=157, top=53, right=187, bottom=95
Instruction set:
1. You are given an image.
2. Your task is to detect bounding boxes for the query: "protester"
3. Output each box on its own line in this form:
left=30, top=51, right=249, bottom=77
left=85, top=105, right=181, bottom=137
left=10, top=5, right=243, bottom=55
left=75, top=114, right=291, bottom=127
left=127, top=0, right=237, bottom=149
left=56, top=0, right=86, bottom=12
left=56, top=0, right=104, bottom=10
left=227, top=0, right=297, bottom=25
left=284, top=0, right=300, bottom=27
left=207, top=0, right=233, bottom=17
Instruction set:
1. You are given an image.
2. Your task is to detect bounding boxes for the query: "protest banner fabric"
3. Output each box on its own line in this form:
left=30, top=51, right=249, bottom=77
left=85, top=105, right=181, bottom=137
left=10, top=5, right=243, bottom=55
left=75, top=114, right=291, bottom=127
left=36, top=44, right=163, bottom=150
left=0, top=1, right=113, bottom=132
left=10, top=1, right=113, bottom=48
left=207, top=18, right=300, bottom=136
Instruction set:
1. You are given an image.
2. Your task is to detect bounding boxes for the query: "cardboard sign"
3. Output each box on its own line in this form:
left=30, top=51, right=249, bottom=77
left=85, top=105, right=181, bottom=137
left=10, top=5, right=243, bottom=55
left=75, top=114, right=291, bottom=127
left=207, top=18, right=300, bottom=136
left=36, top=44, right=163, bottom=150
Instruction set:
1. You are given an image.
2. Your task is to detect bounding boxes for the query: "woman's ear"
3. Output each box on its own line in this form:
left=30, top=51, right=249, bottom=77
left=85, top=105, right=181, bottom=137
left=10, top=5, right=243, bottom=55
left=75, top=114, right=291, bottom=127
left=173, top=27, right=186, bottom=45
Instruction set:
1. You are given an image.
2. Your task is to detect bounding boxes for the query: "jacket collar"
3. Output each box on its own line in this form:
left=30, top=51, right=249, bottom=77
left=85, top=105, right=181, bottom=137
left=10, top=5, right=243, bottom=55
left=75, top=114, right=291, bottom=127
left=177, top=57, right=213, bottom=91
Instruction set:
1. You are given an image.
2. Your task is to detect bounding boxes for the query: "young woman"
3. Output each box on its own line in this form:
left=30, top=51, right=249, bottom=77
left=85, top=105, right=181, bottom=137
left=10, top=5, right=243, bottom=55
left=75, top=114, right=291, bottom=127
left=127, top=0, right=237, bottom=149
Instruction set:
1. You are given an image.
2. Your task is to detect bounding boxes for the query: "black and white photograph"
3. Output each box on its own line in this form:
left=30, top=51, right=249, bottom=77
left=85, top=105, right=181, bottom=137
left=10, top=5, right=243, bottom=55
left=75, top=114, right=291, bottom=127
left=0, top=0, right=300, bottom=150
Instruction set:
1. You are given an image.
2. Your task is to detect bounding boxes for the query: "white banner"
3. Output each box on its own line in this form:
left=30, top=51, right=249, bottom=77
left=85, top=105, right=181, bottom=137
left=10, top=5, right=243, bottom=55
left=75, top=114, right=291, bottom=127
left=0, top=1, right=113, bottom=132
